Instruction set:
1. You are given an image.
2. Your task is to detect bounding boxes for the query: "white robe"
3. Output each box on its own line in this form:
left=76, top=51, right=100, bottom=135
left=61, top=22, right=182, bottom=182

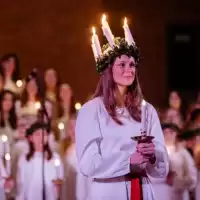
left=62, top=143, right=90, bottom=200
left=0, top=158, right=7, bottom=200
left=75, top=97, right=169, bottom=200
left=152, top=146, right=197, bottom=200
left=16, top=152, right=64, bottom=200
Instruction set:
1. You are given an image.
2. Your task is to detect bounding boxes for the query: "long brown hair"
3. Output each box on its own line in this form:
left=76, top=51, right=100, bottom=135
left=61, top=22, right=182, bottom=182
left=93, top=62, right=143, bottom=125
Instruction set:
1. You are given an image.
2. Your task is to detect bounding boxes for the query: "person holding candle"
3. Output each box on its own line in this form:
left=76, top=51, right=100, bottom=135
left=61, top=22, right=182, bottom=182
left=152, top=123, right=197, bottom=200
left=75, top=15, right=168, bottom=200
left=0, top=90, right=18, bottom=144
left=16, top=122, right=64, bottom=200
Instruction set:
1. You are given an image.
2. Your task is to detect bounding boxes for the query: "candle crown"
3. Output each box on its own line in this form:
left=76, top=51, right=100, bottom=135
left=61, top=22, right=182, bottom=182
left=91, top=14, right=139, bottom=74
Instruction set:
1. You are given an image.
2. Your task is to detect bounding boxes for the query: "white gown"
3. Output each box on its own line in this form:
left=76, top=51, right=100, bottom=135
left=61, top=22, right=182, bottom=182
left=16, top=152, right=64, bottom=200
left=62, top=143, right=90, bottom=200
left=0, top=158, right=7, bottom=200
left=152, top=146, right=197, bottom=200
left=75, top=97, right=169, bottom=200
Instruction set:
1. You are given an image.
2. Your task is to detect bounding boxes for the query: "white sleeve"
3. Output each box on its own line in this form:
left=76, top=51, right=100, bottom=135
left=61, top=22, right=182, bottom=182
left=75, top=101, right=131, bottom=179
left=145, top=105, right=169, bottom=178
left=0, top=158, right=7, bottom=188
left=15, top=155, right=26, bottom=200
left=182, top=149, right=197, bottom=190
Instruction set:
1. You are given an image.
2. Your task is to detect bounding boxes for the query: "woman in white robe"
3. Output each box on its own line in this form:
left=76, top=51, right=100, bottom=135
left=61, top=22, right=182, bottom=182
left=16, top=122, right=64, bottom=200
left=152, top=123, right=197, bottom=200
left=75, top=29, right=168, bottom=199
left=62, top=114, right=90, bottom=200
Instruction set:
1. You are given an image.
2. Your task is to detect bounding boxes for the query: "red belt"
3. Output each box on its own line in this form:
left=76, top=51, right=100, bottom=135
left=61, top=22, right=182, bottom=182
left=131, top=178, right=142, bottom=200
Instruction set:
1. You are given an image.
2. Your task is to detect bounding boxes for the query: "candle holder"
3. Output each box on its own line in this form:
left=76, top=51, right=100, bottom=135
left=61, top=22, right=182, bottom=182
left=131, top=131, right=154, bottom=144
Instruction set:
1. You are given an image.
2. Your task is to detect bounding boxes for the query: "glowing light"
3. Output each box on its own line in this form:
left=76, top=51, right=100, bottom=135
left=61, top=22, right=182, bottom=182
left=35, top=101, right=41, bottom=110
left=54, top=158, right=60, bottom=167
left=75, top=102, right=82, bottom=110
left=102, top=14, right=106, bottom=25
left=5, top=153, right=11, bottom=161
left=124, top=17, right=128, bottom=26
left=2, top=135, right=8, bottom=142
left=58, top=122, right=64, bottom=130
left=16, top=80, right=23, bottom=88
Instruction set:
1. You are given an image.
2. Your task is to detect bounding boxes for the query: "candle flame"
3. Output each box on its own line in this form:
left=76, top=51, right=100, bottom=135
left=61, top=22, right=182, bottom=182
left=58, top=122, right=64, bottom=130
left=92, top=26, right=96, bottom=35
left=16, top=79, right=23, bottom=88
left=5, top=153, right=10, bottom=161
left=124, top=17, right=128, bottom=26
left=2, top=135, right=8, bottom=142
left=102, top=14, right=106, bottom=24
left=35, top=101, right=41, bottom=110
left=142, top=99, right=146, bottom=106
left=54, top=158, right=60, bottom=167
left=75, top=102, right=82, bottom=110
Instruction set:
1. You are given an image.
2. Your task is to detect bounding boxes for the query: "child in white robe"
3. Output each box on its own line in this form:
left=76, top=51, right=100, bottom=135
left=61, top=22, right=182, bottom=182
left=16, top=122, right=64, bottom=200
left=152, top=123, right=197, bottom=200
left=62, top=114, right=90, bottom=200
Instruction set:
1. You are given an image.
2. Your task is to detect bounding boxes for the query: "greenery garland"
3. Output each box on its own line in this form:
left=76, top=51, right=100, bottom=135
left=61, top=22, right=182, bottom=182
left=96, top=37, right=140, bottom=73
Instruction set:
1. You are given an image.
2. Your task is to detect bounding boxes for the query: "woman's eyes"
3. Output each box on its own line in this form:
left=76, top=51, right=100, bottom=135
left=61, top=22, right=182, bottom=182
left=118, top=62, right=135, bottom=68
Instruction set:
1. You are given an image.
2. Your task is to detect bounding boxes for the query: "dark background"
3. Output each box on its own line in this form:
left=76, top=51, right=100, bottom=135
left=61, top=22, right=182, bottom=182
left=0, top=0, right=200, bottom=107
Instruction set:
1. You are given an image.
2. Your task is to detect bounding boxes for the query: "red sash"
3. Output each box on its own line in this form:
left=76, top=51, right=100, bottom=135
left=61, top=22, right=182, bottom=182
left=131, top=178, right=142, bottom=200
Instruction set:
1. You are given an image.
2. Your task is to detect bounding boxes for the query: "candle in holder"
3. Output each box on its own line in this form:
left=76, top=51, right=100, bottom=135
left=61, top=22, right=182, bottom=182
left=92, top=27, right=102, bottom=57
left=101, top=14, right=115, bottom=48
left=35, top=101, right=41, bottom=110
left=1, top=135, right=9, bottom=155
left=123, top=17, right=135, bottom=46
left=54, top=158, right=60, bottom=179
left=5, top=153, right=11, bottom=177
left=58, top=122, right=65, bottom=140
left=91, top=37, right=98, bottom=61
left=141, top=100, right=147, bottom=134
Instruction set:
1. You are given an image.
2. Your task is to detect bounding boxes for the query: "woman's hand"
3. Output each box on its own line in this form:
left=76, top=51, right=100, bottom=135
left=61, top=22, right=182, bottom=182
left=136, top=142, right=155, bottom=158
left=130, top=152, right=149, bottom=165
left=4, top=178, right=14, bottom=191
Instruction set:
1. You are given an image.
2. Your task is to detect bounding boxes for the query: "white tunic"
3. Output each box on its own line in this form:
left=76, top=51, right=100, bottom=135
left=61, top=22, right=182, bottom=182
left=16, top=152, right=64, bottom=200
left=75, top=97, right=169, bottom=200
left=152, top=146, right=197, bottom=200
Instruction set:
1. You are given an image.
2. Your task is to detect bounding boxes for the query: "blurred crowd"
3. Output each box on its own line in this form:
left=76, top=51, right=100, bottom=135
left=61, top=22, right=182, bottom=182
left=0, top=53, right=200, bottom=200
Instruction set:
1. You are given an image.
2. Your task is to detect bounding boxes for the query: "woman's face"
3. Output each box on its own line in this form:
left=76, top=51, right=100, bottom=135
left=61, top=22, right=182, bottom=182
left=27, top=79, right=38, bottom=96
left=3, top=57, right=15, bottom=77
left=45, top=69, right=57, bottom=89
left=30, top=129, right=48, bottom=150
left=112, top=55, right=136, bottom=87
left=163, top=128, right=177, bottom=145
left=169, top=91, right=181, bottom=109
left=2, top=92, right=13, bottom=112
left=59, top=84, right=72, bottom=101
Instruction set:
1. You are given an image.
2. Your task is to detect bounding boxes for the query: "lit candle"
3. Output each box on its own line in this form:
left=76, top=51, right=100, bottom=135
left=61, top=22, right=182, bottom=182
left=5, top=153, right=11, bottom=176
left=123, top=17, right=135, bottom=46
left=54, top=158, right=60, bottom=179
left=91, top=37, right=98, bottom=61
left=35, top=101, right=41, bottom=110
left=92, top=27, right=102, bottom=57
left=101, top=14, right=115, bottom=48
left=75, top=102, right=82, bottom=111
left=58, top=122, right=65, bottom=140
left=141, top=100, right=147, bottom=134
left=1, top=135, right=9, bottom=155
left=16, top=79, right=23, bottom=88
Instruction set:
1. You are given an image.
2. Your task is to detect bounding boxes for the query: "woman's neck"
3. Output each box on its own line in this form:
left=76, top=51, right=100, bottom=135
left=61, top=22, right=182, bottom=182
left=3, top=112, right=9, bottom=121
left=115, top=86, right=127, bottom=107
